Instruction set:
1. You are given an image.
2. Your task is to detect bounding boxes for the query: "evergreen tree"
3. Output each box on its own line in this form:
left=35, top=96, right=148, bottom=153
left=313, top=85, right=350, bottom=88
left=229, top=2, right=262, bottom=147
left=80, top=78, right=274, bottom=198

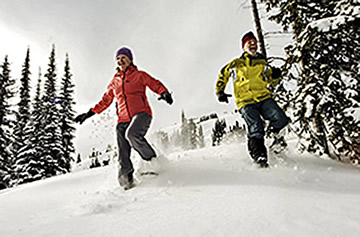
left=89, top=148, right=101, bottom=169
left=227, top=120, right=246, bottom=140
left=103, top=144, right=116, bottom=165
left=260, top=0, right=329, bottom=109
left=11, top=67, right=44, bottom=186
left=12, top=48, right=32, bottom=161
left=39, top=45, right=66, bottom=177
left=188, top=118, right=197, bottom=149
left=76, top=154, right=82, bottom=164
left=198, top=125, right=205, bottom=148
left=59, top=54, right=76, bottom=170
left=212, top=119, right=226, bottom=146
left=261, top=0, right=360, bottom=160
left=180, top=110, right=191, bottom=150
left=33, top=67, right=43, bottom=125
left=0, top=56, right=15, bottom=187
left=10, top=49, right=39, bottom=186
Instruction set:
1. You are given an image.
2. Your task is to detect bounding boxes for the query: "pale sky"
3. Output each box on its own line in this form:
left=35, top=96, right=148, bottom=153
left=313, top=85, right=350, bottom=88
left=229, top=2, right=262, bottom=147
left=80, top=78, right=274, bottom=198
left=0, top=0, right=288, bottom=157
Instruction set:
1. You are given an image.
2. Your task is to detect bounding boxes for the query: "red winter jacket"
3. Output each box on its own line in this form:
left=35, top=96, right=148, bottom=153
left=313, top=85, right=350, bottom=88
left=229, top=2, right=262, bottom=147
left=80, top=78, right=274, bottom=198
left=91, top=65, right=169, bottom=123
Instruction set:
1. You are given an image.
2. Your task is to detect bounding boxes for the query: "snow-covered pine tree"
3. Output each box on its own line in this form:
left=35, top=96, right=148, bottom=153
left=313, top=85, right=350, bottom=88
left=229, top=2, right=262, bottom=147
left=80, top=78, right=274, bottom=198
left=198, top=125, right=205, bottom=148
left=12, top=49, right=32, bottom=162
left=76, top=154, right=81, bottom=164
left=180, top=110, right=191, bottom=150
left=303, top=0, right=360, bottom=160
left=212, top=119, right=226, bottom=146
left=33, top=68, right=43, bottom=125
left=10, top=49, right=41, bottom=186
left=89, top=148, right=101, bottom=169
left=260, top=0, right=324, bottom=111
left=11, top=68, right=45, bottom=186
left=188, top=118, right=197, bottom=149
left=59, top=54, right=76, bottom=170
left=39, top=45, right=67, bottom=177
left=261, top=0, right=360, bottom=160
left=0, top=56, right=15, bottom=187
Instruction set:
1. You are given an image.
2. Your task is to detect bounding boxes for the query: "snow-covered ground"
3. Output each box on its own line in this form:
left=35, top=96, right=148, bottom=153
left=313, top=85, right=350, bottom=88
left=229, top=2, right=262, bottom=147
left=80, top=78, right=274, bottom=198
left=1, top=139, right=360, bottom=237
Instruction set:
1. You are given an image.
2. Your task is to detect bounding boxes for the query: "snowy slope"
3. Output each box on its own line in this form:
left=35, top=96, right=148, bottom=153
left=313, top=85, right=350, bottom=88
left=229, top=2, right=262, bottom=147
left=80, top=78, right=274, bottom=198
left=1, top=140, right=360, bottom=237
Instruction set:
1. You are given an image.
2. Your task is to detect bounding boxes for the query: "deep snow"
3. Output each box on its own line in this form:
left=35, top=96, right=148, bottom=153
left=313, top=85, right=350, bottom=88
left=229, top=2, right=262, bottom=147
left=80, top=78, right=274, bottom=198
left=1, top=139, right=360, bottom=237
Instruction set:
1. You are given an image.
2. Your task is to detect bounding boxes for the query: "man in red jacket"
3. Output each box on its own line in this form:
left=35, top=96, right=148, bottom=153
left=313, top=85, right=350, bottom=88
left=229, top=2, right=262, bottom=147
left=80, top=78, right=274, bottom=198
left=75, top=47, right=173, bottom=190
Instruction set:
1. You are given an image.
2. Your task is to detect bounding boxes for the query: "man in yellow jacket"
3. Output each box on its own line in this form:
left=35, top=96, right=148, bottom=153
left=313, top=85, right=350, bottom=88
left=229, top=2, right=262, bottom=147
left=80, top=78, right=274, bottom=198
left=216, top=31, right=289, bottom=167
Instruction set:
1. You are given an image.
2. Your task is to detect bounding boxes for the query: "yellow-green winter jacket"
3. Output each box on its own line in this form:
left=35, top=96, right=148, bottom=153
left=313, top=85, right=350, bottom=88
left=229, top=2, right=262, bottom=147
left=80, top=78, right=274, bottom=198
left=216, top=52, right=280, bottom=109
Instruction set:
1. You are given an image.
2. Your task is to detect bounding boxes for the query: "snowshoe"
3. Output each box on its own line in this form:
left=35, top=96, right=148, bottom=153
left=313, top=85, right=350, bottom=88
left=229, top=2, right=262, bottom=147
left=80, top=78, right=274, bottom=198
left=269, top=135, right=287, bottom=154
left=138, top=157, right=161, bottom=176
left=140, top=171, right=159, bottom=176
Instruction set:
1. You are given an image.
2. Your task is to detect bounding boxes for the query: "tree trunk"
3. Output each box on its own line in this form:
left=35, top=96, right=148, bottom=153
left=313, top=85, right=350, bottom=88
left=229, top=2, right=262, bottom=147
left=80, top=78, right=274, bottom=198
left=250, top=0, right=267, bottom=58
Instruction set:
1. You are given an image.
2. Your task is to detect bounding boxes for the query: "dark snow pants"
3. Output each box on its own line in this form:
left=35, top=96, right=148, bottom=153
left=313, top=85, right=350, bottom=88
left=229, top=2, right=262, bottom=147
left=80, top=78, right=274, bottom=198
left=240, top=98, right=290, bottom=160
left=116, top=112, right=156, bottom=176
left=239, top=98, right=290, bottom=139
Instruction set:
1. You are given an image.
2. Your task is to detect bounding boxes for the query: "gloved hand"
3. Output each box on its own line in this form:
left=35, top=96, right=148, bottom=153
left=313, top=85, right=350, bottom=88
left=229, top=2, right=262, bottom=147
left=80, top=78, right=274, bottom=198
left=75, top=109, right=95, bottom=124
left=158, top=91, right=173, bottom=105
left=271, top=67, right=281, bottom=79
left=217, top=91, right=232, bottom=103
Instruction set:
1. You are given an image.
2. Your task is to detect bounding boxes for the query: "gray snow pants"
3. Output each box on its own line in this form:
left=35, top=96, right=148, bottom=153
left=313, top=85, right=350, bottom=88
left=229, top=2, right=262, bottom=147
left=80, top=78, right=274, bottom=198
left=116, top=112, right=156, bottom=176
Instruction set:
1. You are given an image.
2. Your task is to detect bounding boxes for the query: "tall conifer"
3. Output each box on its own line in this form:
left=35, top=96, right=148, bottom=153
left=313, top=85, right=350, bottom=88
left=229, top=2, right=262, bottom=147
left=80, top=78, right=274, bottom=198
left=39, top=45, right=66, bottom=176
left=59, top=54, right=76, bottom=171
left=13, top=48, right=32, bottom=159
left=0, top=56, right=15, bottom=186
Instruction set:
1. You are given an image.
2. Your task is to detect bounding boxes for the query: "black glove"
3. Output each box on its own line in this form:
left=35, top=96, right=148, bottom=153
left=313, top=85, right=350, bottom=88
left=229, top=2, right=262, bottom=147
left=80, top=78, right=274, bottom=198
left=75, top=109, right=95, bottom=124
left=271, top=67, right=281, bottom=79
left=217, top=91, right=232, bottom=103
left=158, top=91, right=173, bottom=105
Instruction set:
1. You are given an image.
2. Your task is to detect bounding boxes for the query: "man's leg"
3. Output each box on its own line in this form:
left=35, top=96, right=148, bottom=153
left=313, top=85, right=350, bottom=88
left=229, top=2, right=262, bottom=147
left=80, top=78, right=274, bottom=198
left=260, top=99, right=290, bottom=153
left=127, top=112, right=156, bottom=160
left=240, top=104, right=267, bottom=162
left=260, top=98, right=290, bottom=133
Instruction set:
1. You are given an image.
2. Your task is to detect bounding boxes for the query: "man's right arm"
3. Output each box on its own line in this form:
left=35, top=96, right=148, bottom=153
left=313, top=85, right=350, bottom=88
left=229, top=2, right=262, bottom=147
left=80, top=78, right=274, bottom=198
left=216, top=61, right=233, bottom=103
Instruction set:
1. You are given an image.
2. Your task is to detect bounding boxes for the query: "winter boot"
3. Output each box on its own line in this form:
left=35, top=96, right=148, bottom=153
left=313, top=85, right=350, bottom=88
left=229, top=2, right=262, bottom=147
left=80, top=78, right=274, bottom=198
left=269, top=133, right=287, bottom=154
left=248, top=137, right=269, bottom=167
left=118, top=172, right=135, bottom=190
left=256, top=156, right=269, bottom=168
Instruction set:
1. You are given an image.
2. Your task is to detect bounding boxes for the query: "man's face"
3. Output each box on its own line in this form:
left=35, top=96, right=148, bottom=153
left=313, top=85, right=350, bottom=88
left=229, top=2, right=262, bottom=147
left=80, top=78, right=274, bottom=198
left=244, top=39, right=258, bottom=56
left=117, top=54, right=131, bottom=71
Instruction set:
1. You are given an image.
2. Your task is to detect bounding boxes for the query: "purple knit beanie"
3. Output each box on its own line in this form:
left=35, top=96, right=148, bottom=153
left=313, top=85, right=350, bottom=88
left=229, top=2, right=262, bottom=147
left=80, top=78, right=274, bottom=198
left=115, top=47, right=133, bottom=61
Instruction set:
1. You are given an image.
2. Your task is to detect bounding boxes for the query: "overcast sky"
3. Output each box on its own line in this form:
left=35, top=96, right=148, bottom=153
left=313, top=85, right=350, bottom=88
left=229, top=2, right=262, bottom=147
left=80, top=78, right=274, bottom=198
left=0, top=0, right=288, bottom=156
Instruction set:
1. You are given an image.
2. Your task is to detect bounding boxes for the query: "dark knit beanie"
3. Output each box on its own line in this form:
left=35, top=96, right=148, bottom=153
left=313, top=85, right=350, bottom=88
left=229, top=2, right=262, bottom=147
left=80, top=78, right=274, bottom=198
left=241, top=31, right=257, bottom=48
left=115, top=47, right=133, bottom=61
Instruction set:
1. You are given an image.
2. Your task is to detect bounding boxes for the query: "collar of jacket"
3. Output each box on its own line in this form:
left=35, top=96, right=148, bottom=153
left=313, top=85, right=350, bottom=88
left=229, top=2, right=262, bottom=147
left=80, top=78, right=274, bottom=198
left=240, top=52, right=265, bottom=60
left=116, top=64, right=137, bottom=77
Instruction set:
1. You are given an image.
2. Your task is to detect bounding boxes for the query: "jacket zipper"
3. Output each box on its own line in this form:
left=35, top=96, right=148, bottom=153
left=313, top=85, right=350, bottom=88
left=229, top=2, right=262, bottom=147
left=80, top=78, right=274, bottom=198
left=122, top=70, right=131, bottom=120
